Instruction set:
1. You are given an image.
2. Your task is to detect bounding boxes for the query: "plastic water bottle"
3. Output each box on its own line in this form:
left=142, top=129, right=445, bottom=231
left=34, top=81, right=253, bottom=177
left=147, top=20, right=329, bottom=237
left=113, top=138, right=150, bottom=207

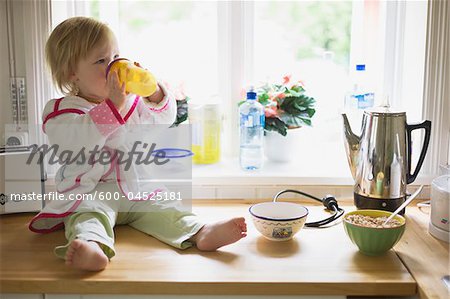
left=344, top=64, right=375, bottom=132
left=345, top=64, right=375, bottom=110
left=239, top=89, right=265, bottom=171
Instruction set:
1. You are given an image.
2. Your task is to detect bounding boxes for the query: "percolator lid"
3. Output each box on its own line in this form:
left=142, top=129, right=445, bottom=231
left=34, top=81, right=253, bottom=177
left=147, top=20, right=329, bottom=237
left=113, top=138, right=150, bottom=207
left=364, top=105, right=405, bottom=117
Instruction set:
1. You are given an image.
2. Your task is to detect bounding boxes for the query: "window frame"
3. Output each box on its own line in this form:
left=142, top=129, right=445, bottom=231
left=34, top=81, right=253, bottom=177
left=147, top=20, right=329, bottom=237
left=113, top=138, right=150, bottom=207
left=18, top=0, right=449, bottom=183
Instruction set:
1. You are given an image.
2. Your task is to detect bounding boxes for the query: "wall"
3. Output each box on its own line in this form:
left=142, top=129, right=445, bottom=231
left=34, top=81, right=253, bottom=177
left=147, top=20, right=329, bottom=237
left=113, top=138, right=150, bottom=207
left=0, top=0, right=11, bottom=145
left=0, top=0, right=28, bottom=146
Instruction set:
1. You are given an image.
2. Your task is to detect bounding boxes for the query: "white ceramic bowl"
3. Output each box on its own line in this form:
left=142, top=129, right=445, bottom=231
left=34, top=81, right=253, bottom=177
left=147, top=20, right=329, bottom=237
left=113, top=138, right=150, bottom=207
left=249, top=202, right=308, bottom=241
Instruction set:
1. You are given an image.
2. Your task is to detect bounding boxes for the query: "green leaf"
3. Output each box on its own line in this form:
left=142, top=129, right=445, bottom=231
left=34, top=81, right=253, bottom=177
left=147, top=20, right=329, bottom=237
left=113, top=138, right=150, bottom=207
left=306, top=108, right=316, bottom=118
left=290, top=85, right=305, bottom=93
left=171, top=97, right=189, bottom=127
left=258, top=93, right=271, bottom=106
left=286, top=89, right=301, bottom=97
left=265, top=117, right=288, bottom=136
left=279, top=112, right=313, bottom=128
left=280, top=95, right=316, bottom=118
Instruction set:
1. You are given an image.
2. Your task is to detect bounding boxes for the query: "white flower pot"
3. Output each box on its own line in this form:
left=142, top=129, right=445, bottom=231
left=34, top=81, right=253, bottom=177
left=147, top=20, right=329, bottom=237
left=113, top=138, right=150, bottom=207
left=264, top=128, right=300, bottom=162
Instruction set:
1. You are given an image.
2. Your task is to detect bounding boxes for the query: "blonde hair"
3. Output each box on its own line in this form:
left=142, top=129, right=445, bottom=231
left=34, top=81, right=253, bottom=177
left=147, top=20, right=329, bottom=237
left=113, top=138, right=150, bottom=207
left=45, top=17, right=114, bottom=95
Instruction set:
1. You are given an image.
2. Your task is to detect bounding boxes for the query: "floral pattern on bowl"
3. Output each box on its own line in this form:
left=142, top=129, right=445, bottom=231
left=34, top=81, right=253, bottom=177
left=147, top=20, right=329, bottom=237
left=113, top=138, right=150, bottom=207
left=249, top=202, right=308, bottom=241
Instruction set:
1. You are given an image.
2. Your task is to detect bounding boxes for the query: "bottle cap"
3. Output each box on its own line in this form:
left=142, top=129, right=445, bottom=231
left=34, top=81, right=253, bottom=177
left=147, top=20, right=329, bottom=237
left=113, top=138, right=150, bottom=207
left=356, top=64, right=366, bottom=71
left=247, top=90, right=257, bottom=100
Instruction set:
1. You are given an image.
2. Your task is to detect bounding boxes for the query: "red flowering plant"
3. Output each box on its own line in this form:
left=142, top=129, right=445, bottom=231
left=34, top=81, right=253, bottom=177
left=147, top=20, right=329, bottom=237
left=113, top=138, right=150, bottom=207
left=257, top=75, right=316, bottom=136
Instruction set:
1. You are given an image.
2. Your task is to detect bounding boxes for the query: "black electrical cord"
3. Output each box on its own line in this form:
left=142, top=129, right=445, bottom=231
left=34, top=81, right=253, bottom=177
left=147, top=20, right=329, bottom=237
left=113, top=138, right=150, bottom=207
left=273, top=189, right=345, bottom=228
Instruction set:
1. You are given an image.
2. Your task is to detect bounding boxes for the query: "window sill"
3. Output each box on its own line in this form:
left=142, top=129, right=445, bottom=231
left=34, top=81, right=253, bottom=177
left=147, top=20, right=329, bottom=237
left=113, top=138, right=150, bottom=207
left=44, top=155, right=432, bottom=200
left=190, top=156, right=431, bottom=200
left=192, top=156, right=353, bottom=185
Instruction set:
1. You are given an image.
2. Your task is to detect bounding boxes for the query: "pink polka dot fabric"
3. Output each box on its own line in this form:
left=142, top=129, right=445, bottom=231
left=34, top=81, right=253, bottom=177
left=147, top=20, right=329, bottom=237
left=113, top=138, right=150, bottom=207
left=88, top=100, right=124, bottom=136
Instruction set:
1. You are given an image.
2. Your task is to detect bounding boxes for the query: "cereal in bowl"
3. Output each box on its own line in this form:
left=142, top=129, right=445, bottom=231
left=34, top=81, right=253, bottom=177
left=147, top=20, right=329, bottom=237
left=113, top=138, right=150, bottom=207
left=346, top=214, right=402, bottom=228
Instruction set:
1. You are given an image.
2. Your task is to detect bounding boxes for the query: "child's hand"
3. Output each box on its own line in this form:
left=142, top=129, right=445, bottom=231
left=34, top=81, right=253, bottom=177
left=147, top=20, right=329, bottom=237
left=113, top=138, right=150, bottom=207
left=146, top=84, right=164, bottom=104
left=107, top=70, right=127, bottom=112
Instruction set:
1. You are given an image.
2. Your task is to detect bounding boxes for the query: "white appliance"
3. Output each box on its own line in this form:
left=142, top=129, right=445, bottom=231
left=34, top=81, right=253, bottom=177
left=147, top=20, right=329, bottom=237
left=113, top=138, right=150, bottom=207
left=0, top=146, right=46, bottom=214
left=429, top=166, right=450, bottom=242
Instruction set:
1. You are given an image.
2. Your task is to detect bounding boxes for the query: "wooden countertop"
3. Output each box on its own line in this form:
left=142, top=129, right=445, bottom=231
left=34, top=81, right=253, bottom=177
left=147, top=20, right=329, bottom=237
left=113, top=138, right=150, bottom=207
left=394, top=203, right=449, bottom=299
left=0, top=200, right=426, bottom=296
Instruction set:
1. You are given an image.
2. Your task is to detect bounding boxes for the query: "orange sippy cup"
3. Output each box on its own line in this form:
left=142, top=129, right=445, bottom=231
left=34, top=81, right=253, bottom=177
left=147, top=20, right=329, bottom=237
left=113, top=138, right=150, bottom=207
left=106, top=58, right=158, bottom=97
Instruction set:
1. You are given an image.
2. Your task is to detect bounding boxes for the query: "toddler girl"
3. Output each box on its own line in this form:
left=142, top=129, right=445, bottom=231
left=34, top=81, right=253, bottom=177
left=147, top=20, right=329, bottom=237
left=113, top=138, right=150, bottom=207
left=29, top=17, right=247, bottom=271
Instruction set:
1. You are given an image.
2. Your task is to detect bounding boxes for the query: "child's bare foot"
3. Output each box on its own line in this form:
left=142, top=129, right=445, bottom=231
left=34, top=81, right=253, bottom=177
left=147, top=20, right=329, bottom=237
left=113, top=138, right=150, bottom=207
left=193, top=217, right=247, bottom=251
left=65, top=239, right=108, bottom=271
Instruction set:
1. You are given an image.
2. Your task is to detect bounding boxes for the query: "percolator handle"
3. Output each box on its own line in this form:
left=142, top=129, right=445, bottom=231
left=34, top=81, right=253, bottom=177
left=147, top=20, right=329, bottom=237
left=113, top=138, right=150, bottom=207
left=406, top=120, right=432, bottom=184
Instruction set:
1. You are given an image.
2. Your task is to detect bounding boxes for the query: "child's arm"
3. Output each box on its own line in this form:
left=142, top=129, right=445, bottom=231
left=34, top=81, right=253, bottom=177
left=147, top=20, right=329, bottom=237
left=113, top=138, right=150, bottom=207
left=145, top=84, right=164, bottom=104
left=137, top=82, right=177, bottom=125
left=42, top=97, right=126, bottom=153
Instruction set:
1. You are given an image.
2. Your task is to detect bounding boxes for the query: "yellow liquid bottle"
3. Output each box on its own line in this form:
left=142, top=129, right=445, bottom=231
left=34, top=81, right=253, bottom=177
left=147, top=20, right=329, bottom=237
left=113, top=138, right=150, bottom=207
left=106, top=58, right=158, bottom=97
left=190, top=104, right=221, bottom=164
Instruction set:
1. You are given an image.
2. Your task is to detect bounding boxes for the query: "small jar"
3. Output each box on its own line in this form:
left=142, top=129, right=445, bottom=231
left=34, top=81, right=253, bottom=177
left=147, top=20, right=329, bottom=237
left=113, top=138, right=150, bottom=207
left=189, top=103, right=221, bottom=164
left=106, top=58, right=157, bottom=97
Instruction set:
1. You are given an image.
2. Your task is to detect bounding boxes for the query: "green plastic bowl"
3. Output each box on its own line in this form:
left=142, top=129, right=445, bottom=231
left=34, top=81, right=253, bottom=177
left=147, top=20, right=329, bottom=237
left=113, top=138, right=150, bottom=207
left=343, top=209, right=406, bottom=256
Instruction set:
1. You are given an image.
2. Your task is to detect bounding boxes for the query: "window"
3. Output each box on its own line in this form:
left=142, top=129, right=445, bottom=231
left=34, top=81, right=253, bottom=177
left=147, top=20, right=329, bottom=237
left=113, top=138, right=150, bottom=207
left=51, top=1, right=219, bottom=101
left=253, top=1, right=428, bottom=180
left=27, top=0, right=440, bottom=182
left=252, top=1, right=354, bottom=176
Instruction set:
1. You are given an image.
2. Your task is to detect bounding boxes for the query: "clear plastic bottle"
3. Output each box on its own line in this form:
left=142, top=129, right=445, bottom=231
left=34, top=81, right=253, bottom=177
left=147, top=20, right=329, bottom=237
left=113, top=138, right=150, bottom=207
left=344, top=64, right=375, bottom=132
left=239, top=89, right=265, bottom=171
left=345, top=64, right=375, bottom=109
